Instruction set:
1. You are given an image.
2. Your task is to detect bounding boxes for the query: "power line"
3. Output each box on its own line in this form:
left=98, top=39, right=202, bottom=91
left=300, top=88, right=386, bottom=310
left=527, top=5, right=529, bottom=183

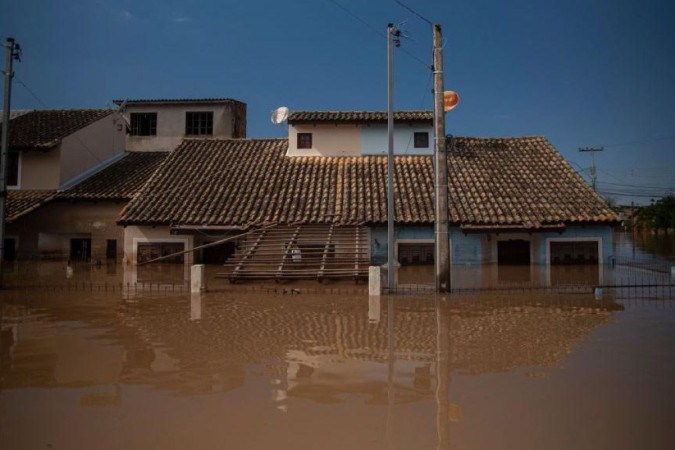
left=324, top=0, right=432, bottom=69
left=394, top=0, right=433, bottom=26
left=15, top=76, right=104, bottom=165
left=593, top=135, right=675, bottom=148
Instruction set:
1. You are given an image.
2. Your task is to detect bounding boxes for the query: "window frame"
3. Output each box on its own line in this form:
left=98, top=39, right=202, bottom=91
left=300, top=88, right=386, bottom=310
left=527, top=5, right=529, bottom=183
left=297, top=132, right=313, bottom=149
left=414, top=131, right=430, bottom=149
left=185, top=111, right=214, bottom=136
left=129, top=112, right=158, bottom=136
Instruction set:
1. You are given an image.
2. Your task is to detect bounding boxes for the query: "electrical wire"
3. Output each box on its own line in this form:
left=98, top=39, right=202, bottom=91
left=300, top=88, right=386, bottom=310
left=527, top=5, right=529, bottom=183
left=15, top=76, right=105, bottom=165
left=324, top=0, right=432, bottom=70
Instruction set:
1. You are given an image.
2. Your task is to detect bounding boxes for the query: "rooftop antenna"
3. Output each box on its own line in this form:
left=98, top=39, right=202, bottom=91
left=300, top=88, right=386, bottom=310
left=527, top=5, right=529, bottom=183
left=115, top=98, right=130, bottom=128
left=271, top=106, right=289, bottom=125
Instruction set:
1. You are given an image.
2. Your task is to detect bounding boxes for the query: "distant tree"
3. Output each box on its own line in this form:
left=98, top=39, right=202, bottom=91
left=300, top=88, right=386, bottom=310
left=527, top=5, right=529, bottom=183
left=603, top=196, right=621, bottom=212
left=637, top=195, right=675, bottom=233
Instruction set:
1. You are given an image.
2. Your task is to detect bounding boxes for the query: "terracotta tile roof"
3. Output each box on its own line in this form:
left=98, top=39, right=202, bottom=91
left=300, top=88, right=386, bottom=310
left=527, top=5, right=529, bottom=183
left=447, top=137, right=618, bottom=228
left=4, top=109, right=113, bottom=149
left=119, top=137, right=618, bottom=228
left=6, top=190, right=57, bottom=223
left=59, top=152, right=167, bottom=201
left=288, top=110, right=433, bottom=123
left=113, top=98, right=244, bottom=105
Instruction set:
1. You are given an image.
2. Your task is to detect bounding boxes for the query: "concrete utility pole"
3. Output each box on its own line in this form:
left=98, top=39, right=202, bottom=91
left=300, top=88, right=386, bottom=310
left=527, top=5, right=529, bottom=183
left=1, top=37, right=21, bottom=285
left=579, top=147, right=603, bottom=192
left=433, top=24, right=450, bottom=292
left=386, top=23, right=399, bottom=292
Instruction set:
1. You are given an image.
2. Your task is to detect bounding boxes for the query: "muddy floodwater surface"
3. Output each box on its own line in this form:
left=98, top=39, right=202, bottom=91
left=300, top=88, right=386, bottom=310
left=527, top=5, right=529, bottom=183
left=1, top=282, right=675, bottom=450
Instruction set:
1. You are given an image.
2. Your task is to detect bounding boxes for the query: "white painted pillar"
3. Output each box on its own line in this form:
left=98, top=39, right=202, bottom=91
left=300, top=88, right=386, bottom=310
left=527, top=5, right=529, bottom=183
left=191, top=264, right=206, bottom=293
left=594, top=287, right=603, bottom=300
left=369, top=266, right=381, bottom=296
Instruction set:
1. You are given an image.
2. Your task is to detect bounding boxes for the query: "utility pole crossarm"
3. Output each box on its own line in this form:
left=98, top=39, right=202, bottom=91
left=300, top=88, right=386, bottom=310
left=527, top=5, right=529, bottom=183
left=579, top=147, right=604, bottom=192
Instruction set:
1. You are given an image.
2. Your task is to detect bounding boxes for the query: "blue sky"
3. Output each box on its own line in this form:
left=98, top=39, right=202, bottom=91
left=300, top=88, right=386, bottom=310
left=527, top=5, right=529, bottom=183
left=2, top=0, right=674, bottom=204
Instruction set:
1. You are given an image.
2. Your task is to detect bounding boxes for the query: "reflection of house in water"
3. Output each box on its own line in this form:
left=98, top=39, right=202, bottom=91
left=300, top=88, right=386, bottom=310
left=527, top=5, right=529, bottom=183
left=1, top=292, right=621, bottom=408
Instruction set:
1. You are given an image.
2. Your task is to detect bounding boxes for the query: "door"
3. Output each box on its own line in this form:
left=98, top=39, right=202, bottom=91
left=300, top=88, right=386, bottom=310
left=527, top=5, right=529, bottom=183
left=70, top=238, right=92, bottom=262
left=3, top=238, right=16, bottom=261
left=106, top=239, right=117, bottom=260
left=497, top=240, right=530, bottom=265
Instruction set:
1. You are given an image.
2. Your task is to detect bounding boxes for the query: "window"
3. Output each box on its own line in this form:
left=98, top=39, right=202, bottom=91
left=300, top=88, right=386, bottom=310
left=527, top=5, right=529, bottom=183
left=414, top=132, right=429, bottom=148
left=297, top=132, right=312, bottom=149
left=130, top=113, right=157, bottom=136
left=186, top=111, right=213, bottom=136
left=7, top=151, right=19, bottom=187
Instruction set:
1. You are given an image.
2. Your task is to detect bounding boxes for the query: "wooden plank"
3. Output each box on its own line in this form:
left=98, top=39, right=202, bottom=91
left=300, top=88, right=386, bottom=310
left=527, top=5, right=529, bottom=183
left=317, top=224, right=334, bottom=282
left=276, top=225, right=301, bottom=281
left=231, top=230, right=267, bottom=281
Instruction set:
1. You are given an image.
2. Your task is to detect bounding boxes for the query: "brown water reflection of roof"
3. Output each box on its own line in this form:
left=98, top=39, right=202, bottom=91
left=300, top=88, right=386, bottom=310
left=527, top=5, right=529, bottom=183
left=0, top=292, right=618, bottom=399
left=119, top=137, right=619, bottom=228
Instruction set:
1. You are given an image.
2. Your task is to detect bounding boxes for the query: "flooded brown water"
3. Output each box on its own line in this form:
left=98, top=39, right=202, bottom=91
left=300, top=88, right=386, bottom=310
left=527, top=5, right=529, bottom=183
left=2, top=283, right=675, bottom=449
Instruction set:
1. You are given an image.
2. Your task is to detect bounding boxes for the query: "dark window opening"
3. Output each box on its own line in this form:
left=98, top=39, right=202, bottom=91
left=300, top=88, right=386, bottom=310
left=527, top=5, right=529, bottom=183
left=414, top=132, right=429, bottom=148
left=137, top=242, right=184, bottom=264
left=3, top=238, right=16, bottom=261
left=497, top=240, right=530, bottom=265
left=130, top=113, right=157, bottom=136
left=297, top=133, right=313, bottom=149
left=186, top=111, right=213, bottom=136
left=70, top=238, right=92, bottom=262
left=106, top=239, right=117, bottom=260
left=7, top=151, right=19, bottom=187
left=550, top=241, right=599, bottom=265
left=398, top=243, right=434, bottom=266
left=202, top=241, right=235, bottom=265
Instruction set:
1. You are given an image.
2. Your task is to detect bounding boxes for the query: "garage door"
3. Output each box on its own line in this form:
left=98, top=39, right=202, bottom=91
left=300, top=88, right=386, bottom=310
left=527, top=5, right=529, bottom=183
left=138, top=243, right=184, bottom=264
left=550, top=241, right=598, bottom=265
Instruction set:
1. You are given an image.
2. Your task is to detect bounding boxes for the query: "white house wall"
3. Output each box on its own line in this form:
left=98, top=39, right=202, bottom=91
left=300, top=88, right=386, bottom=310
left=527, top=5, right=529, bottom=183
left=60, top=114, right=126, bottom=185
left=287, top=123, right=361, bottom=157
left=361, top=123, right=434, bottom=155
left=18, top=148, right=61, bottom=189
left=125, top=104, right=236, bottom=152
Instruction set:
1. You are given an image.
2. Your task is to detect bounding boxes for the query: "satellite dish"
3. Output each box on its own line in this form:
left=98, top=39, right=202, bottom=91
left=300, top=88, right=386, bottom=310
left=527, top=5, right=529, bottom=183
left=443, top=91, right=460, bottom=112
left=271, top=106, right=289, bottom=124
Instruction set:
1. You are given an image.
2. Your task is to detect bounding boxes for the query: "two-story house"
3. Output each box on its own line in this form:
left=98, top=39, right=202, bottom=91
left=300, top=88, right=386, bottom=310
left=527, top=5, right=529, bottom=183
left=3, top=109, right=164, bottom=262
left=115, top=98, right=247, bottom=152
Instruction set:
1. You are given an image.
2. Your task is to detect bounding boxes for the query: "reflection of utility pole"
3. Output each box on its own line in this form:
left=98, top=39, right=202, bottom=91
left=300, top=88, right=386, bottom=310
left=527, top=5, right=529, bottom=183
left=579, top=147, right=603, bottom=192
left=386, top=296, right=396, bottom=447
left=435, top=297, right=450, bottom=449
left=1, top=37, right=21, bottom=286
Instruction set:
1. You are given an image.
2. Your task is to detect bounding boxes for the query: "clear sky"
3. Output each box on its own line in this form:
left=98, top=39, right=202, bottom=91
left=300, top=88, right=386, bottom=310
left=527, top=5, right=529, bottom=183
left=2, top=0, right=674, bottom=205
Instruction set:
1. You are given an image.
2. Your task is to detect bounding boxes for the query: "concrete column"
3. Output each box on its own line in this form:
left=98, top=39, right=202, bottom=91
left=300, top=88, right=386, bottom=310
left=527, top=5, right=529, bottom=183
left=368, top=295, right=381, bottom=323
left=191, top=264, right=206, bottom=293
left=369, top=266, right=381, bottom=296
left=191, top=293, right=202, bottom=321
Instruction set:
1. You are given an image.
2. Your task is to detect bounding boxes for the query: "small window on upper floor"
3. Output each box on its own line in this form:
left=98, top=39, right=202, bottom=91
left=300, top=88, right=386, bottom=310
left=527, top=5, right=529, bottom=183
left=297, top=132, right=313, bottom=149
left=130, top=113, right=157, bottom=136
left=7, top=151, right=19, bottom=187
left=186, top=111, right=213, bottom=136
left=414, top=132, right=429, bottom=148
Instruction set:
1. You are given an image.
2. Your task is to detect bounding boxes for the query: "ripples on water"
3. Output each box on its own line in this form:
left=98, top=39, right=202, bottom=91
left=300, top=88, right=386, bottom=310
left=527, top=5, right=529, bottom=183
left=2, top=286, right=675, bottom=449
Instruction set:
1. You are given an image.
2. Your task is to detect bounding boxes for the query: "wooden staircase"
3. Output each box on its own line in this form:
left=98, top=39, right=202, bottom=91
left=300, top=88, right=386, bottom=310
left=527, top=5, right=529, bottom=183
left=218, top=225, right=371, bottom=283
